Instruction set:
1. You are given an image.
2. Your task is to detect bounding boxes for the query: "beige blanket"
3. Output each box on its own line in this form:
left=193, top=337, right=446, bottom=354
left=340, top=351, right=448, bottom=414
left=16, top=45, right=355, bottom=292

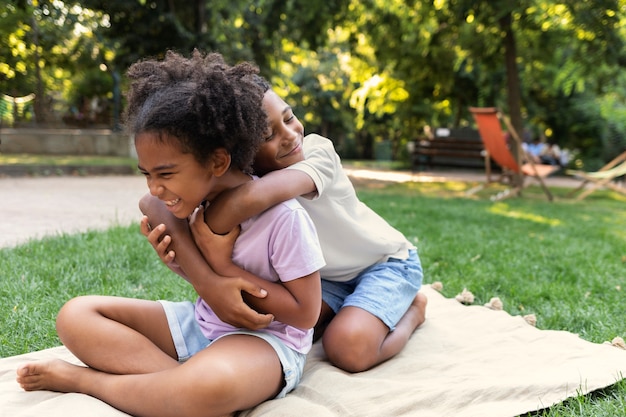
left=2, top=285, right=626, bottom=417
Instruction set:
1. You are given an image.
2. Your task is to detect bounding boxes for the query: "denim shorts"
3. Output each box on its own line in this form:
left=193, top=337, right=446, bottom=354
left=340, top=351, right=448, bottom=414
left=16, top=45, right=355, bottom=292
left=158, top=300, right=306, bottom=399
left=322, top=249, right=423, bottom=331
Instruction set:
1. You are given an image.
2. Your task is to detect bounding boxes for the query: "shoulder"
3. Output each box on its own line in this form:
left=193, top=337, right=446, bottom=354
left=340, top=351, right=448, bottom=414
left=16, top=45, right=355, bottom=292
left=303, top=134, right=336, bottom=154
left=290, top=137, right=336, bottom=176
left=246, top=197, right=311, bottom=233
left=278, top=198, right=305, bottom=211
left=301, top=134, right=341, bottom=168
left=287, top=134, right=344, bottom=195
left=265, top=199, right=317, bottom=236
left=264, top=197, right=308, bottom=219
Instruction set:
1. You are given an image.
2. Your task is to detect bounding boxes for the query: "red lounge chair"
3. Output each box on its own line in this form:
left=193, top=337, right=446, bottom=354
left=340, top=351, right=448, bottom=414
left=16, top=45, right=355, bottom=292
left=469, top=107, right=559, bottom=201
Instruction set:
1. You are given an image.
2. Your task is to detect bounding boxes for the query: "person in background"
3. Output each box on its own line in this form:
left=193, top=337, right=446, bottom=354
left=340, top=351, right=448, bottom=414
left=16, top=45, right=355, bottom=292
left=522, top=136, right=547, bottom=164
left=539, top=142, right=563, bottom=166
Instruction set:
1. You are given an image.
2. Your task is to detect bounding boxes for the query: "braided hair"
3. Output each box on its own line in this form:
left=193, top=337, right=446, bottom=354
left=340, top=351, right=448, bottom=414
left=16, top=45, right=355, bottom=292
left=123, top=50, right=267, bottom=173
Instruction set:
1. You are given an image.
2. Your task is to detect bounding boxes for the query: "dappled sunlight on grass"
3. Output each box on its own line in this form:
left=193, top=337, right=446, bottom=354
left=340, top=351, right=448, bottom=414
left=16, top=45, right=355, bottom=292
left=594, top=191, right=626, bottom=203
left=440, top=181, right=469, bottom=192
left=394, top=179, right=475, bottom=198
left=489, top=202, right=562, bottom=226
left=570, top=187, right=626, bottom=203
left=351, top=176, right=626, bottom=217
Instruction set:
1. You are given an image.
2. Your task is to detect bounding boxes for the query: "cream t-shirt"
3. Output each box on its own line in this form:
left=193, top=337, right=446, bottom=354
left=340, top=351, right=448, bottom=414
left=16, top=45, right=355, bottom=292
left=287, top=134, right=414, bottom=282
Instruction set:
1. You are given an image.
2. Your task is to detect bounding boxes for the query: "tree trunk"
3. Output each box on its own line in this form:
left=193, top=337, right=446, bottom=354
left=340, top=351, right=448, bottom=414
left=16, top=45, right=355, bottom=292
left=31, top=15, right=46, bottom=125
left=195, top=0, right=206, bottom=35
left=499, top=12, right=524, bottom=188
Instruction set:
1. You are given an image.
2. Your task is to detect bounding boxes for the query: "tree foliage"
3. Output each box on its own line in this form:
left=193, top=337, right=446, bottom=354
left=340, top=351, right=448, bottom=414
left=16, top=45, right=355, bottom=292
left=1, top=0, right=116, bottom=124
left=2, top=0, right=625, bottom=164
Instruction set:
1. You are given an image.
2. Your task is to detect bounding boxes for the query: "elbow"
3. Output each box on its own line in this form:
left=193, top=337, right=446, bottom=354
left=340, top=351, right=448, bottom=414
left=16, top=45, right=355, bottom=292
left=296, top=302, right=322, bottom=330
left=278, top=301, right=320, bottom=330
left=138, top=193, right=160, bottom=215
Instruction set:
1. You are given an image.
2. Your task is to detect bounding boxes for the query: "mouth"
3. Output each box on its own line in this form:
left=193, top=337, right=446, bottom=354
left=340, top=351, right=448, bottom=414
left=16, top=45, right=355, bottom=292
left=164, top=198, right=181, bottom=207
left=281, top=140, right=303, bottom=159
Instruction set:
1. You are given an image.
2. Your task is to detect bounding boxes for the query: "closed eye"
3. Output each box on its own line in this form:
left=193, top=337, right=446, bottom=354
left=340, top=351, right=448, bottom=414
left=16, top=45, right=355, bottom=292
left=263, top=124, right=273, bottom=141
left=138, top=169, right=173, bottom=179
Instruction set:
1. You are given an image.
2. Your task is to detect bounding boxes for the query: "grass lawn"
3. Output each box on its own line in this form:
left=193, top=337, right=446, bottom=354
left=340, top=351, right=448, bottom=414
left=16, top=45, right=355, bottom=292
left=1, top=179, right=625, bottom=416
left=0, top=153, right=137, bottom=167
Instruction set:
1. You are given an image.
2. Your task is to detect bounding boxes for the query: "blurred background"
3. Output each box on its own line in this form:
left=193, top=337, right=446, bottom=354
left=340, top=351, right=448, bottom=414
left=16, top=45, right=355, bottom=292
left=2, top=0, right=625, bottom=170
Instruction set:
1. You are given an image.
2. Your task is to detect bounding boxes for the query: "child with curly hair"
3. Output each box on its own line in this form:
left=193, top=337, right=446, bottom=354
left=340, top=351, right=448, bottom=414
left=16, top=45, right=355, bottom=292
left=141, top=64, right=426, bottom=374
left=16, top=50, right=325, bottom=417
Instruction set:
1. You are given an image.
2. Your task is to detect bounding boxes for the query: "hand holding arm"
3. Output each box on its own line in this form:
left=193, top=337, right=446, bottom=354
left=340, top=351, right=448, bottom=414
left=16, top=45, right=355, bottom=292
left=140, top=215, right=186, bottom=277
left=189, top=205, right=321, bottom=329
left=139, top=194, right=274, bottom=329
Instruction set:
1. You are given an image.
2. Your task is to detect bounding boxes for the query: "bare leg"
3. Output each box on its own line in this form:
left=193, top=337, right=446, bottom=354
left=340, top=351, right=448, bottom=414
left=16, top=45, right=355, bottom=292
left=322, top=292, right=427, bottom=372
left=17, top=334, right=283, bottom=417
left=56, top=295, right=178, bottom=374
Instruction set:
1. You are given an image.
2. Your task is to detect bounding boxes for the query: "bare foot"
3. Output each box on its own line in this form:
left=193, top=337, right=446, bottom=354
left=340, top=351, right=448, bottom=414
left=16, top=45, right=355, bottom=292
left=16, top=360, right=87, bottom=393
left=408, top=292, right=428, bottom=332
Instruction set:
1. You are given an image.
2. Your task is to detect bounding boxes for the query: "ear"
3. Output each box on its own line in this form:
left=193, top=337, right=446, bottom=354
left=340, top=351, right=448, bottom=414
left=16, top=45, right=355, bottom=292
left=210, top=148, right=231, bottom=177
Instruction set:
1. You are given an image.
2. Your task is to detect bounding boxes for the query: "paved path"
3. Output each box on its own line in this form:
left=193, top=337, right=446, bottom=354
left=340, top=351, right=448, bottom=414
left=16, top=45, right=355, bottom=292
left=0, top=169, right=580, bottom=249
left=1, top=176, right=147, bottom=248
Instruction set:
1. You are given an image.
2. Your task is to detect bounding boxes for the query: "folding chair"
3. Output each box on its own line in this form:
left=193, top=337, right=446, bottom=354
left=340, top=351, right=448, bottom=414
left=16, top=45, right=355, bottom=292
left=565, top=150, right=626, bottom=200
left=468, top=107, right=560, bottom=201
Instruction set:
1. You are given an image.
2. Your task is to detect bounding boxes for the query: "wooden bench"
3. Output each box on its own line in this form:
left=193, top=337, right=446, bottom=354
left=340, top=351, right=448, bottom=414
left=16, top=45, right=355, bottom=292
left=410, top=127, right=486, bottom=171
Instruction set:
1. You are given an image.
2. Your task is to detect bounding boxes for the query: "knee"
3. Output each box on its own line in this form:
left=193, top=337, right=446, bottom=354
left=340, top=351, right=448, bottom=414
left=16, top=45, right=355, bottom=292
left=322, top=327, right=375, bottom=373
left=55, top=296, right=99, bottom=341
left=179, top=362, right=241, bottom=414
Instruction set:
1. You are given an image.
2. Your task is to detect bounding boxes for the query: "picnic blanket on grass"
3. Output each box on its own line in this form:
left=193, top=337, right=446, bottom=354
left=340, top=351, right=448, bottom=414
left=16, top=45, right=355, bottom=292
left=2, top=284, right=626, bottom=417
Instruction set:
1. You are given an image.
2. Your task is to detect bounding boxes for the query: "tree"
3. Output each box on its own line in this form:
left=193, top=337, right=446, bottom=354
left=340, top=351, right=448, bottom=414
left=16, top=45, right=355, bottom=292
left=1, top=0, right=116, bottom=125
left=3, top=0, right=626, bottom=165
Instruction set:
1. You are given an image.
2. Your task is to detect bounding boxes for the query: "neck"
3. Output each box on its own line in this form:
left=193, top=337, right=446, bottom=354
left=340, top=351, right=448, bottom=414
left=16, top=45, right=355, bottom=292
left=204, top=169, right=252, bottom=202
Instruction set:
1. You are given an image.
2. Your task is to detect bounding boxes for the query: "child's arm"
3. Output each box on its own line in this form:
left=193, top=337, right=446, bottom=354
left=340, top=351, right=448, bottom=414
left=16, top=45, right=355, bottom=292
left=190, top=205, right=321, bottom=329
left=139, top=194, right=274, bottom=330
left=274, top=270, right=321, bottom=329
left=205, top=169, right=316, bottom=235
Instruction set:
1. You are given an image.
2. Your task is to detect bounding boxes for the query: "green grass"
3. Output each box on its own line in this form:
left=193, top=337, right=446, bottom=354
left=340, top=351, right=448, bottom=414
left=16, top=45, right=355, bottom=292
left=342, top=158, right=411, bottom=171
left=1, top=180, right=625, bottom=416
left=0, top=153, right=137, bottom=167
left=1, top=226, right=195, bottom=355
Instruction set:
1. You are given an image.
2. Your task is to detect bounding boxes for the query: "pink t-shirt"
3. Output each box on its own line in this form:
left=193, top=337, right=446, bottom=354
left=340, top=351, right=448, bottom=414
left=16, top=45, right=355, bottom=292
left=194, top=197, right=325, bottom=354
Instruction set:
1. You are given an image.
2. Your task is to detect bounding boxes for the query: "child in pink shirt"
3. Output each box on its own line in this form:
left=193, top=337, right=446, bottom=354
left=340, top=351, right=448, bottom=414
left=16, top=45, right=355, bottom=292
left=17, top=50, right=324, bottom=417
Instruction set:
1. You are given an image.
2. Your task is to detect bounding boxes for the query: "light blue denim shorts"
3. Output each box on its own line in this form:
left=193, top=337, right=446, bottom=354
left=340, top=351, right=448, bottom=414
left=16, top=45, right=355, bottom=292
left=158, top=300, right=306, bottom=399
left=322, top=249, right=423, bottom=331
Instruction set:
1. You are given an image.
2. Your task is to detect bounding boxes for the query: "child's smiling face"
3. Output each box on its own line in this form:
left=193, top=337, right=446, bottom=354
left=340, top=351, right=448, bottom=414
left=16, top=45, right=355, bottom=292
left=253, top=90, right=305, bottom=176
left=135, top=132, right=216, bottom=219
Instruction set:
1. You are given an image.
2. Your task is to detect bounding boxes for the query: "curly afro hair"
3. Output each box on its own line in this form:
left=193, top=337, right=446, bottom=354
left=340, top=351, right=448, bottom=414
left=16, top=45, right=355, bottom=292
left=123, top=50, right=268, bottom=173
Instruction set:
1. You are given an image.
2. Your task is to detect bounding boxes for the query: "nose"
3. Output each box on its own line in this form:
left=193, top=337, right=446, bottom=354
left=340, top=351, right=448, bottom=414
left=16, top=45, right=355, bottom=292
left=147, top=177, right=164, bottom=197
left=280, top=125, right=298, bottom=146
